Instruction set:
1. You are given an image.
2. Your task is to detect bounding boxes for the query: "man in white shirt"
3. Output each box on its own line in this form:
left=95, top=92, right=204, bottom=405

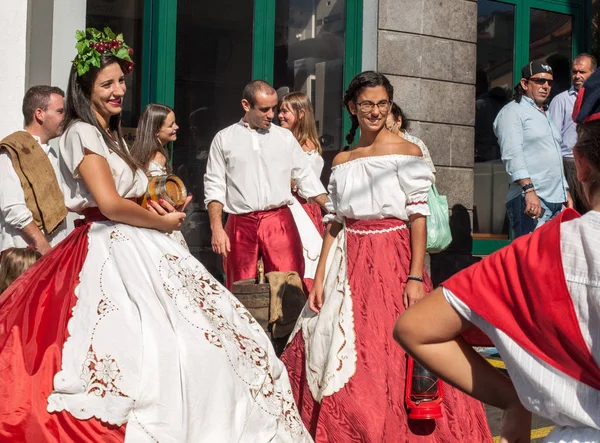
left=204, top=80, right=328, bottom=289
left=549, top=53, right=596, bottom=213
left=0, top=86, right=68, bottom=256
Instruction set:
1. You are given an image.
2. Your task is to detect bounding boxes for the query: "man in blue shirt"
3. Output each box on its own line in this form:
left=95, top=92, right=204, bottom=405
left=493, top=61, right=573, bottom=238
left=548, top=53, right=596, bottom=213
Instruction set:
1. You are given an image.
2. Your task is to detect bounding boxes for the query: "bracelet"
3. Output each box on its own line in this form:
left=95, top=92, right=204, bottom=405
left=407, top=275, right=423, bottom=283
left=521, top=183, right=535, bottom=192
left=524, top=188, right=536, bottom=195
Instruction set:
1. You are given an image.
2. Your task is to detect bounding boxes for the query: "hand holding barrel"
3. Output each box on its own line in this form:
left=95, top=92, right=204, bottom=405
left=146, top=199, right=186, bottom=233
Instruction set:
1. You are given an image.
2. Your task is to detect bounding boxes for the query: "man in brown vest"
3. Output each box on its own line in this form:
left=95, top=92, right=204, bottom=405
left=0, top=86, right=68, bottom=256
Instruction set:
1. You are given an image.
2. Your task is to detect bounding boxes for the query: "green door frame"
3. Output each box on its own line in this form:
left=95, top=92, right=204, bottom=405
left=141, top=0, right=177, bottom=108
left=472, top=0, right=590, bottom=257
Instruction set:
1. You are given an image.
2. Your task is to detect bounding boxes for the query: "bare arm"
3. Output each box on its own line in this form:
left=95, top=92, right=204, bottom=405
left=395, top=288, right=532, bottom=442
left=402, top=214, right=427, bottom=308
left=208, top=200, right=230, bottom=257
left=308, top=220, right=343, bottom=312
left=312, top=193, right=329, bottom=209
left=78, top=151, right=184, bottom=232
left=21, top=221, right=52, bottom=254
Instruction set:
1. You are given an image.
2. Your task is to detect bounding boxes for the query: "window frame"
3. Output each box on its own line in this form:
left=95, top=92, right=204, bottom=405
left=141, top=0, right=363, bottom=138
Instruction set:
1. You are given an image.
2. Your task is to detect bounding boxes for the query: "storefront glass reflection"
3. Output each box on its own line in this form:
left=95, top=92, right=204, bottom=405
left=172, top=0, right=254, bottom=279
left=530, top=9, right=573, bottom=100
left=474, top=0, right=514, bottom=236
left=274, top=0, right=346, bottom=151
left=86, top=0, right=144, bottom=131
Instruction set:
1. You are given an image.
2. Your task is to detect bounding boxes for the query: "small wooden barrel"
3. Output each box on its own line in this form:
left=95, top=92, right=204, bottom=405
left=140, top=174, right=188, bottom=207
left=231, top=278, right=270, bottom=333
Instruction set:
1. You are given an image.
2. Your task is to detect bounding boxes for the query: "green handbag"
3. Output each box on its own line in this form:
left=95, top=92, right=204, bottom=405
left=426, top=185, right=452, bottom=253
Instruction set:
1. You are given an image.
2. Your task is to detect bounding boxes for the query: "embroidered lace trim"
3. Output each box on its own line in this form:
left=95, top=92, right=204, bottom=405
left=345, top=224, right=407, bottom=235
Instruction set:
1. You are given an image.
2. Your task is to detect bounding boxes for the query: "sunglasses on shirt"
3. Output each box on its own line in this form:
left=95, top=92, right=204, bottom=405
left=528, top=77, right=554, bottom=87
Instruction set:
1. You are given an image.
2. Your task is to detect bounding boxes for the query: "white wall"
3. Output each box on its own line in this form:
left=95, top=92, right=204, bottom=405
left=0, top=0, right=85, bottom=138
left=0, top=0, right=29, bottom=136
left=51, top=0, right=87, bottom=92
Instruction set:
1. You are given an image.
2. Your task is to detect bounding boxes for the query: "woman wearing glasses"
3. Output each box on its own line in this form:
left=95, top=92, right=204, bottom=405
left=281, top=71, right=491, bottom=442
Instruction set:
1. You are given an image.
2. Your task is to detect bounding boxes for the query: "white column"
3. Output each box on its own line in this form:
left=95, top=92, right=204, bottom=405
left=51, top=0, right=87, bottom=92
left=0, top=0, right=29, bottom=136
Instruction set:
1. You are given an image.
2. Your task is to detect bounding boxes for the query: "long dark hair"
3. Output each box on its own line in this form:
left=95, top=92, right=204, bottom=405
left=343, top=71, right=394, bottom=149
left=64, top=53, right=139, bottom=171
left=390, top=102, right=410, bottom=131
left=131, top=103, right=174, bottom=172
left=513, top=83, right=525, bottom=104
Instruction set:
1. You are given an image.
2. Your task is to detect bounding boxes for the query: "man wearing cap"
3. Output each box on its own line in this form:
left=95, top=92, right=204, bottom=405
left=493, top=61, right=572, bottom=238
left=548, top=53, right=596, bottom=213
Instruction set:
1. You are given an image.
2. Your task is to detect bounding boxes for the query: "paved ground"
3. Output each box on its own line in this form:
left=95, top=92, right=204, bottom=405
left=481, top=349, right=553, bottom=442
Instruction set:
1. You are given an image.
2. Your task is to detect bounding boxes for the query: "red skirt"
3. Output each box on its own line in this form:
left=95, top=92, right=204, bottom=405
left=281, top=218, right=492, bottom=442
left=294, top=192, right=325, bottom=237
left=0, top=217, right=126, bottom=442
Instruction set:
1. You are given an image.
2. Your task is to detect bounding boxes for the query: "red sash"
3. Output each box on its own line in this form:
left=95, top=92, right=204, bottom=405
left=443, top=209, right=600, bottom=390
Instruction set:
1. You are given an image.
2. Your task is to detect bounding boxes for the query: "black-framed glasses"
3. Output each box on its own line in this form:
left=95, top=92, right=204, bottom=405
left=356, top=100, right=391, bottom=113
left=528, top=77, right=554, bottom=87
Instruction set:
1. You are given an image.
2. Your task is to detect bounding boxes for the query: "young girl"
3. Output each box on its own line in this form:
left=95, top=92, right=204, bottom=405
left=279, top=92, right=325, bottom=234
left=130, top=103, right=178, bottom=176
left=278, top=92, right=325, bottom=290
left=131, top=103, right=189, bottom=249
left=0, top=247, right=41, bottom=293
left=0, top=31, right=311, bottom=442
left=281, top=71, right=491, bottom=442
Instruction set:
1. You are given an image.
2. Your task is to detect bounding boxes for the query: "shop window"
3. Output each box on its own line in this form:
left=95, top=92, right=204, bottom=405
left=274, top=0, right=346, bottom=151
left=86, top=0, right=144, bottom=135
left=473, top=0, right=515, bottom=236
left=171, top=0, right=254, bottom=278
left=529, top=9, right=573, bottom=100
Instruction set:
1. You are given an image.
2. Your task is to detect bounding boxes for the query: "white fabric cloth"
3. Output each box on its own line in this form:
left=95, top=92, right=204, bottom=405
left=0, top=134, right=67, bottom=252
left=49, top=121, right=311, bottom=442
left=147, top=159, right=165, bottom=177
left=444, top=210, right=600, bottom=443
left=324, top=154, right=433, bottom=224
left=289, top=197, right=322, bottom=279
left=203, top=120, right=326, bottom=214
left=59, top=122, right=148, bottom=212
left=290, top=149, right=324, bottom=279
left=288, top=230, right=357, bottom=400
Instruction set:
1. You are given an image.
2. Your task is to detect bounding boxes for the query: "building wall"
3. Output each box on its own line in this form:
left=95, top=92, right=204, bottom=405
left=0, top=0, right=84, bottom=137
left=377, top=0, right=479, bottom=281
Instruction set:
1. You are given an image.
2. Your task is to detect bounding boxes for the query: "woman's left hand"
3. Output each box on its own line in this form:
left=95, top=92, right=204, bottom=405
left=147, top=195, right=192, bottom=216
left=403, top=279, right=425, bottom=309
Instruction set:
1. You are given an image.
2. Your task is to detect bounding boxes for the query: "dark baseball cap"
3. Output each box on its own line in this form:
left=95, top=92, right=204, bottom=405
left=521, top=61, right=553, bottom=79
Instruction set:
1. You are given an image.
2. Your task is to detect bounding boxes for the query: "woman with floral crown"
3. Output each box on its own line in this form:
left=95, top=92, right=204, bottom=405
left=0, top=28, right=311, bottom=442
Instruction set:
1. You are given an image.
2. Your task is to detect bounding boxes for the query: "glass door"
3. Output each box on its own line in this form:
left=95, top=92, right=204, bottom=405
left=473, top=0, right=587, bottom=255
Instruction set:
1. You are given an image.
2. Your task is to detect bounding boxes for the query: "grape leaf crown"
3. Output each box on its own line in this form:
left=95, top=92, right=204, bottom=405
left=73, top=27, right=134, bottom=77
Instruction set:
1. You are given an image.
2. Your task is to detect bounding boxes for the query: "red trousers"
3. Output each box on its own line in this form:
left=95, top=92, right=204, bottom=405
left=224, top=207, right=305, bottom=290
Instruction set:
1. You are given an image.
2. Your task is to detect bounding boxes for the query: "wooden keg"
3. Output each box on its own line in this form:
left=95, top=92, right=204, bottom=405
left=231, top=278, right=271, bottom=332
left=231, top=259, right=270, bottom=333
left=139, top=174, right=188, bottom=207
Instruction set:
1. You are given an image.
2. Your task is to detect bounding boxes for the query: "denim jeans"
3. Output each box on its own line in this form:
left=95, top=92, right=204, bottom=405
left=505, top=195, right=563, bottom=238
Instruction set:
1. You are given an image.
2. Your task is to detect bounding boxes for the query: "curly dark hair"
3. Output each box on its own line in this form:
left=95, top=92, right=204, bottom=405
left=343, top=71, right=394, bottom=149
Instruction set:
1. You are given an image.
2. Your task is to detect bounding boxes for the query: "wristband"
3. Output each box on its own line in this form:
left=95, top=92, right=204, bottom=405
left=407, top=275, right=423, bottom=283
left=521, top=183, right=535, bottom=192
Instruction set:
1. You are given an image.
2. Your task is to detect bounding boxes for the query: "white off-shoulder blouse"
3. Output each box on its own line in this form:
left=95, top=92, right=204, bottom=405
left=326, top=154, right=433, bottom=223
left=58, top=122, right=148, bottom=212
